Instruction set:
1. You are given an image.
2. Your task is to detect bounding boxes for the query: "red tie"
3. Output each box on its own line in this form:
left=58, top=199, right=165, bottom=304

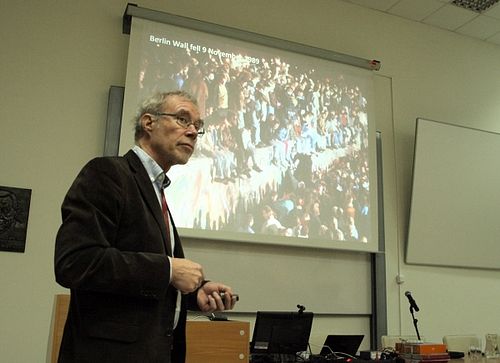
left=161, top=191, right=171, bottom=240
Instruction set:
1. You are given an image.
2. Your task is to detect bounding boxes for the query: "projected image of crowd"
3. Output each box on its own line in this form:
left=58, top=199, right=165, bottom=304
left=137, top=44, right=371, bottom=243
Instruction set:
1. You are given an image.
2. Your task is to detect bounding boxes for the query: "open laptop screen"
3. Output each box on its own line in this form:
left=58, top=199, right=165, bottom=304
left=320, top=334, right=364, bottom=356
left=251, top=311, right=314, bottom=355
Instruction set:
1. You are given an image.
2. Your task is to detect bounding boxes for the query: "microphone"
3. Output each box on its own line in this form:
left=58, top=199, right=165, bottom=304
left=405, top=291, right=420, bottom=312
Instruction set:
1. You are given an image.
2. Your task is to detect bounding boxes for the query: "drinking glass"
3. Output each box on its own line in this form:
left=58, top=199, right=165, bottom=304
left=469, top=344, right=481, bottom=360
left=485, top=333, right=499, bottom=359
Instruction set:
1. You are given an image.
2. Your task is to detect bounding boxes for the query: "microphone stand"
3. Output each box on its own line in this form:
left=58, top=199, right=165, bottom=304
left=409, top=305, right=421, bottom=341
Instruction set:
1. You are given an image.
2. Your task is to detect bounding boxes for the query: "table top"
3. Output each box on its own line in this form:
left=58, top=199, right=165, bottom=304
left=451, top=359, right=500, bottom=363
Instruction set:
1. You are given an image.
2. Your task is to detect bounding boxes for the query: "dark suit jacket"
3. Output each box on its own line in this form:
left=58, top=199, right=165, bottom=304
left=55, top=150, right=198, bottom=363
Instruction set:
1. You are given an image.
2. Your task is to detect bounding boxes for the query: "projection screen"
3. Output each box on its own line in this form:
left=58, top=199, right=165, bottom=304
left=119, top=14, right=379, bottom=252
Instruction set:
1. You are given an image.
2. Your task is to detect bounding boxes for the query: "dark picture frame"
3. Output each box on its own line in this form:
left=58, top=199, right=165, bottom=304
left=0, top=185, right=32, bottom=253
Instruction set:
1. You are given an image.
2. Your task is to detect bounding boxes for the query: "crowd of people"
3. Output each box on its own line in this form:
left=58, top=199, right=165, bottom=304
left=136, top=42, right=373, bottom=243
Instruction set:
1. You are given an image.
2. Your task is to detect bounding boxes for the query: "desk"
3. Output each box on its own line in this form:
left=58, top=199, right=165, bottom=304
left=248, top=357, right=500, bottom=363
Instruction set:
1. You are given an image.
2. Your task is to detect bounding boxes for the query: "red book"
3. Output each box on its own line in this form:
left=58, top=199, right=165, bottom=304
left=411, top=344, right=448, bottom=354
left=396, top=342, right=448, bottom=355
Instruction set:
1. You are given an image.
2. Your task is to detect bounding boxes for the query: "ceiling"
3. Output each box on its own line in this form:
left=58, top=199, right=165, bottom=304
left=339, top=0, right=500, bottom=47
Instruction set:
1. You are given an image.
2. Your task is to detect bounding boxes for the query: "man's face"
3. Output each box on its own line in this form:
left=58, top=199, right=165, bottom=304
left=144, top=95, right=201, bottom=170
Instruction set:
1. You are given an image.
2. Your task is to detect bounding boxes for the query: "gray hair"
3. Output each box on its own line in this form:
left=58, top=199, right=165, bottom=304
left=133, top=90, right=198, bottom=142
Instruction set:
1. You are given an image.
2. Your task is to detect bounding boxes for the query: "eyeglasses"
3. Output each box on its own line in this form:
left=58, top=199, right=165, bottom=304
left=155, top=113, right=205, bottom=136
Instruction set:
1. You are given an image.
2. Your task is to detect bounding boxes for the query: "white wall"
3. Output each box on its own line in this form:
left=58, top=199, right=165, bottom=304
left=1, top=0, right=500, bottom=361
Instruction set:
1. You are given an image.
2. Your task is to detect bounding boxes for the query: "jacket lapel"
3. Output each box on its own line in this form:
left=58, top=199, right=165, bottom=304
left=125, top=150, right=172, bottom=256
left=171, top=223, right=184, bottom=258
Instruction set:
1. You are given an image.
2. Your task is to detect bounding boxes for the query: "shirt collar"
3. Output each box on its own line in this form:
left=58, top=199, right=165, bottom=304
left=132, top=145, right=170, bottom=189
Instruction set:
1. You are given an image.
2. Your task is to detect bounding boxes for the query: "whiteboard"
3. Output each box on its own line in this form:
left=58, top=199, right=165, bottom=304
left=184, top=237, right=372, bottom=314
left=406, top=118, right=500, bottom=269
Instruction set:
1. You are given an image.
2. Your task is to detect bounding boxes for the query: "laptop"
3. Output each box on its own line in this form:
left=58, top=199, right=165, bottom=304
left=250, top=311, right=314, bottom=355
left=320, top=334, right=364, bottom=357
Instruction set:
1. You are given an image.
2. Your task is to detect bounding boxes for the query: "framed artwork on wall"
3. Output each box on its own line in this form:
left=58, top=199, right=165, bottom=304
left=0, top=185, right=31, bottom=253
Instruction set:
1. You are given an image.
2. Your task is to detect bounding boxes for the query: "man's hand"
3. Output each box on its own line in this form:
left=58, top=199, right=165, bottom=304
left=171, top=258, right=204, bottom=293
left=197, top=282, right=237, bottom=312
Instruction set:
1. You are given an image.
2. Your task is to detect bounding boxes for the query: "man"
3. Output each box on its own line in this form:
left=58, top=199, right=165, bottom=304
left=54, top=91, right=237, bottom=363
left=260, top=205, right=286, bottom=235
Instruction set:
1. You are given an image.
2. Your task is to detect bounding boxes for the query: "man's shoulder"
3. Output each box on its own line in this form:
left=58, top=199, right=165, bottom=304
left=74, top=151, right=146, bottom=186
left=77, top=154, right=138, bottom=182
left=85, top=151, right=137, bottom=169
left=84, top=155, right=127, bottom=170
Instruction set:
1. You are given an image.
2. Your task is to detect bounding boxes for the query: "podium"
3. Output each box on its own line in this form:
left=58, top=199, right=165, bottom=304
left=50, top=295, right=249, bottom=363
left=186, top=320, right=250, bottom=363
